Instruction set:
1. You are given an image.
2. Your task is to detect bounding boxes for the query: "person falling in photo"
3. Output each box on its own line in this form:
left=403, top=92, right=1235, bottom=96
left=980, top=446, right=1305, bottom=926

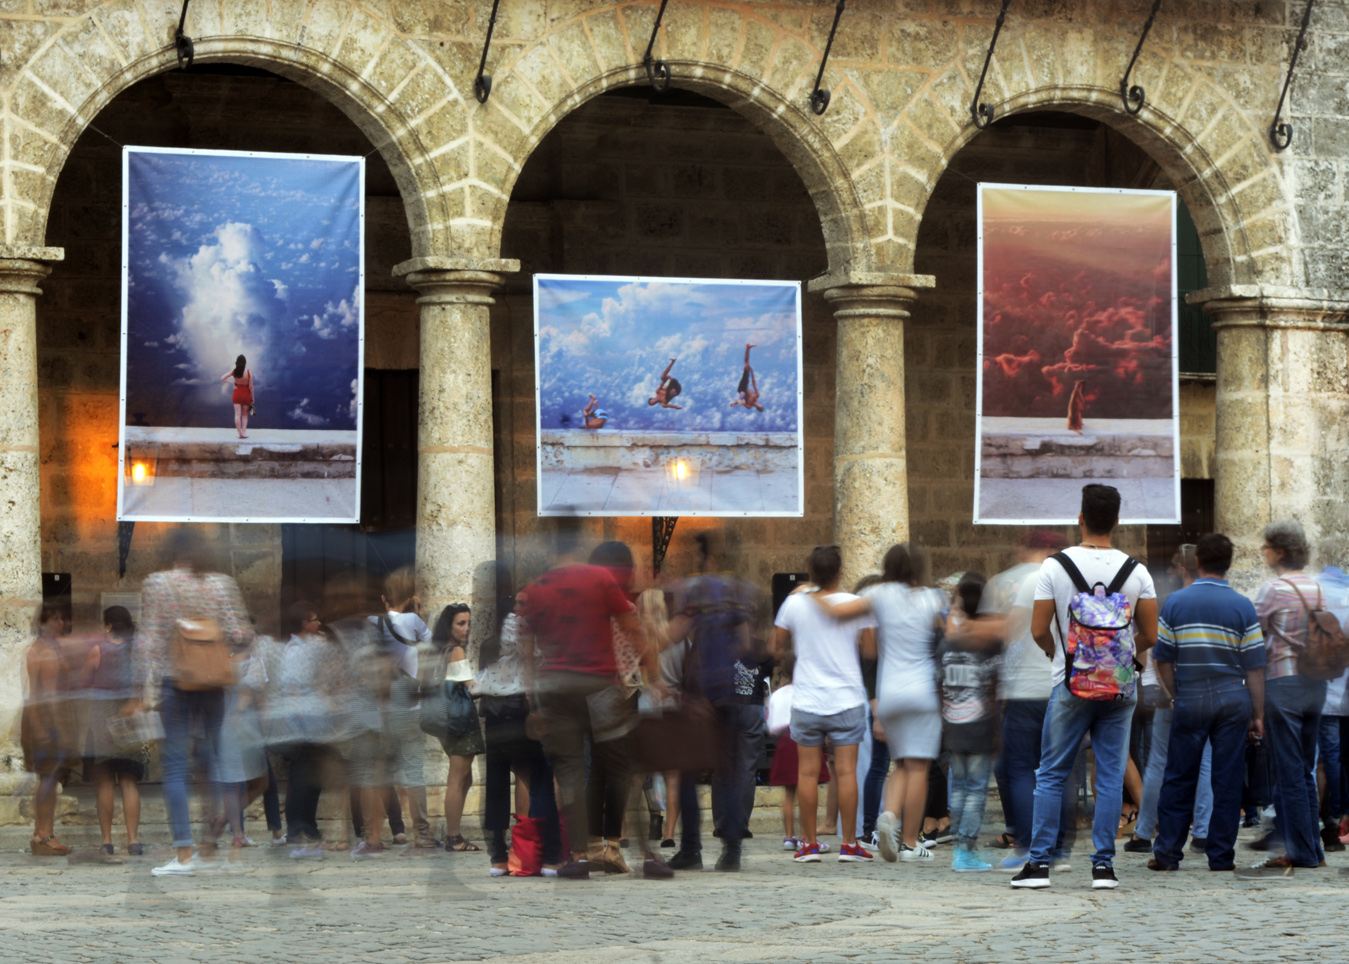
left=582, top=394, right=609, bottom=429
left=729, top=344, right=764, bottom=412
left=647, top=358, right=683, bottom=409
left=1066, top=380, right=1086, bottom=434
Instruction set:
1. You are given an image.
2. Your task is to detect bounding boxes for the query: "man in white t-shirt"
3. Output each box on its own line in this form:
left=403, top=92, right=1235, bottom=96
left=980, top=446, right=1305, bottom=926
left=773, top=546, right=876, bottom=864
left=1010, top=484, right=1157, bottom=892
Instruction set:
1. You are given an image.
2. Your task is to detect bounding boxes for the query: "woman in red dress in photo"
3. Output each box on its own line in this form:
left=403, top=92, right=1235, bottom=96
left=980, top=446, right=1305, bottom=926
left=220, top=354, right=255, bottom=439
left=1066, top=380, right=1086, bottom=434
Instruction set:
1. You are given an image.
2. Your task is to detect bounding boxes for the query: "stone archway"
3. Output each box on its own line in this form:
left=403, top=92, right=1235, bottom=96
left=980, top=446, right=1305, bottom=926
left=7, top=19, right=456, bottom=258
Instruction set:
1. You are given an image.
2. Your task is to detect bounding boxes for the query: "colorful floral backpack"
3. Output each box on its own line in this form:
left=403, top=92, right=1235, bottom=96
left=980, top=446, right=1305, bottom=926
left=1050, top=553, right=1140, bottom=701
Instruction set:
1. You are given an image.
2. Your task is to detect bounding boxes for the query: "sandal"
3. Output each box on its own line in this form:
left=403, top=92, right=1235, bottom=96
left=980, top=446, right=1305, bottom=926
left=1118, top=809, right=1139, bottom=838
left=31, top=835, right=70, bottom=857
left=324, top=839, right=350, bottom=852
left=446, top=834, right=481, bottom=853
left=988, top=832, right=1016, bottom=850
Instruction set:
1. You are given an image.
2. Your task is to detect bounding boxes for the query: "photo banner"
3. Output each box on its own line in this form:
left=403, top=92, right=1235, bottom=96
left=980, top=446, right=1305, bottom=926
left=118, top=147, right=365, bottom=523
left=534, top=274, right=804, bottom=517
left=974, top=184, right=1179, bottom=525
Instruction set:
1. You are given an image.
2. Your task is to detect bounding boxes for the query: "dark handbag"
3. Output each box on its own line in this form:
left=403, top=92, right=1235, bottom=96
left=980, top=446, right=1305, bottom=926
left=634, top=697, right=720, bottom=772
left=1244, top=737, right=1273, bottom=809
left=419, top=647, right=479, bottom=738
left=479, top=693, right=529, bottom=722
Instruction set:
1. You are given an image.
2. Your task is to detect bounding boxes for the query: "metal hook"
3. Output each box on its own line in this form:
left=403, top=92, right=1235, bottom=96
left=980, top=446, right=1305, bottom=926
left=809, top=1, right=846, bottom=116
left=1120, top=0, right=1162, bottom=116
left=970, top=0, right=1012, bottom=129
left=474, top=0, right=502, bottom=104
left=174, top=0, right=194, bottom=71
left=642, top=0, right=672, bottom=93
left=1270, top=0, right=1316, bottom=151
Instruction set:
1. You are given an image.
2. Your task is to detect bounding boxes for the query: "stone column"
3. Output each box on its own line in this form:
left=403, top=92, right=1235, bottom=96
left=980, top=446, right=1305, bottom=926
left=809, top=273, right=933, bottom=586
left=0, top=247, right=63, bottom=781
left=393, top=257, right=518, bottom=644
left=1196, top=286, right=1349, bottom=592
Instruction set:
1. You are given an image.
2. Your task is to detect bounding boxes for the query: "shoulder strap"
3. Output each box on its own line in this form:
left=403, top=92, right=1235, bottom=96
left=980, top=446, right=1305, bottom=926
left=1279, top=577, right=1317, bottom=615
left=380, top=615, right=413, bottom=646
left=1050, top=552, right=1091, bottom=594
left=1106, top=558, right=1140, bottom=596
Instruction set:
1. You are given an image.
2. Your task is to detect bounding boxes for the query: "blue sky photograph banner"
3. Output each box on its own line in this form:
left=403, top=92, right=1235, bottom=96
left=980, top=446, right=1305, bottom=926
left=534, top=274, right=804, bottom=518
left=118, top=147, right=364, bottom=524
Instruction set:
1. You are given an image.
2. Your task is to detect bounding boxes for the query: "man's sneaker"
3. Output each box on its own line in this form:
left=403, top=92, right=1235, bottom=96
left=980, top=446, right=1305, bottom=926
left=1147, top=858, right=1178, bottom=871
left=1321, top=828, right=1346, bottom=853
left=1247, top=831, right=1276, bottom=851
left=866, top=830, right=880, bottom=848
left=667, top=849, right=703, bottom=871
left=150, top=856, right=195, bottom=877
left=1051, top=858, right=1072, bottom=873
left=289, top=845, right=325, bottom=860
left=952, top=847, right=992, bottom=872
left=793, top=842, right=822, bottom=863
left=999, top=850, right=1029, bottom=873
left=714, top=851, right=741, bottom=872
left=558, top=858, right=591, bottom=880
left=1122, top=836, right=1153, bottom=853
left=1235, top=856, right=1297, bottom=880
left=919, top=826, right=953, bottom=847
left=1189, top=836, right=1208, bottom=853
left=1091, top=864, right=1119, bottom=889
left=782, top=836, right=801, bottom=851
left=838, top=842, right=873, bottom=862
left=189, top=854, right=220, bottom=874
left=270, top=834, right=288, bottom=846
left=351, top=841, right=385, bottom=859
left=899, top=843, right=934, bottom=863
left=1009, top=861, right=1051, bottom=888
left=875, top=811, right=899, bottom=863
left=816, top=840, right=831, bottom=853
left=1242, top=813, right=1262, bottom=828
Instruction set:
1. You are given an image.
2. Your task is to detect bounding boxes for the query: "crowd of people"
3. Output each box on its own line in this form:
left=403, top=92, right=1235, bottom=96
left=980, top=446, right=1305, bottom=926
left=18, top=484, right=1349, bottom=887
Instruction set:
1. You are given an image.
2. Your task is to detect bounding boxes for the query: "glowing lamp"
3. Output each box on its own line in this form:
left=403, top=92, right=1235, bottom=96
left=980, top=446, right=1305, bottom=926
left=124, top=444, right=159, bottom=487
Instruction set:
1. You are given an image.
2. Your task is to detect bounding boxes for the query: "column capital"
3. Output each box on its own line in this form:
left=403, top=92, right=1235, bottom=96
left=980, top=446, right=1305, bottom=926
left=392, top=256, right=521, bottom=306
left=1188, top=284, right=1349, bottom=331
left=0, top=246, right=63, bottom=295
left=809, top=271, right=933, bottom=323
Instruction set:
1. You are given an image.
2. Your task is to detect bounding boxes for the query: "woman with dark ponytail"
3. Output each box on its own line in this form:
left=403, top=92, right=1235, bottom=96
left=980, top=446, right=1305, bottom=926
left=219, top=354, right=255, bottom=439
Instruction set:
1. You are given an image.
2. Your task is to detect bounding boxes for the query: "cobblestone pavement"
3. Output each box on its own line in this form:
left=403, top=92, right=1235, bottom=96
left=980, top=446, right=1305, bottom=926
left=0, top=824, right=1344, bottom=964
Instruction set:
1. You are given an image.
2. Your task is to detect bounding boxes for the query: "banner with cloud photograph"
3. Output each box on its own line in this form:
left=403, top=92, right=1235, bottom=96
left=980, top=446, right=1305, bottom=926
left=535, top=274, right=803, bottom=517
left=974, top=183, right=1179, bottom=525
left=118, top=147, right=364, bottom=523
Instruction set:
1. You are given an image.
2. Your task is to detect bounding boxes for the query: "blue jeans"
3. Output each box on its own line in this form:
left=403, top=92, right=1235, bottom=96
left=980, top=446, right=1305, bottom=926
left=1029, top=683, right=1135, bottom=866
left=948, top=752, right=991, bottom=845
left=160, top=682, right=224, bottom=849
left=1319, top=714, right=1343, bottom=825
left=1266, top=674, right=1327, bottom=867
left=1136, top=707, right=1213, bottom=840
left=1001, top=699, right=1074, bottom=857
left=1154, top=678, right=1250, bottom=869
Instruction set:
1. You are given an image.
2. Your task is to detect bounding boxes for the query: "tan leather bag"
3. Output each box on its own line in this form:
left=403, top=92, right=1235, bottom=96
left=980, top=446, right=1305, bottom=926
left=170, top=616, right=232, bottom=691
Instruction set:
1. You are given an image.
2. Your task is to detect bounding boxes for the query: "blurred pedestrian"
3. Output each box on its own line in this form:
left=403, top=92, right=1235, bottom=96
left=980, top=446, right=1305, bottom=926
left=22, top=604, right=77, bottom=856
left=82, top=605, right=145, bottom=856
left=431, top=602, right=484, bottom=852
left=137, top=528, right=254, bottom=876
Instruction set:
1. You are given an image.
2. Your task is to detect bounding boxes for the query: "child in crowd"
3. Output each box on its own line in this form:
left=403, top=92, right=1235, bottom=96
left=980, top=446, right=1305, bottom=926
left=767, top=656, right=831, bottom=851
left=937, top=572, right=1004, bottom=872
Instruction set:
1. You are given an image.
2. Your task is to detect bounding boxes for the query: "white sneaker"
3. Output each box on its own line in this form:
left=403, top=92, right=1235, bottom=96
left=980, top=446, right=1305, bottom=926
left=899, top=843, right=934, bottom=862
left=876, top=812, right=899, bottom=863
left=270, top=834, right=288, bottom=846
left=151, top=856, right=195, bottom=877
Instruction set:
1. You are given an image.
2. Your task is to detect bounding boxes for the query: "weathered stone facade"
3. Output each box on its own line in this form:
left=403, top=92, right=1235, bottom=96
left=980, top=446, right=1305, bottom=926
left=0, top=0, right=1345, bottom=777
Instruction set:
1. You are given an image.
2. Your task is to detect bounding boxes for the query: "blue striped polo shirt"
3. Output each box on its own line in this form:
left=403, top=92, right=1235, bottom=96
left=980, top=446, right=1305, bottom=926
left=1153, top=578, right=1266, bottom=684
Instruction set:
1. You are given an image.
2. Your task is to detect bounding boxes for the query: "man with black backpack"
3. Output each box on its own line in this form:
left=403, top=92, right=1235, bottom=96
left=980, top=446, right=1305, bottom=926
left=1010, top=484, right=1158, bottom=891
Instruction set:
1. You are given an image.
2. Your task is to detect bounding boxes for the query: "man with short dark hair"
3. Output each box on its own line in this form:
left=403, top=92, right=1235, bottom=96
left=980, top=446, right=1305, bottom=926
left=1149, top=533, right=1265, bottom=873
left=773, top=546, right=877, bottom=864
left=1011, top=484, right=1158, bottom=891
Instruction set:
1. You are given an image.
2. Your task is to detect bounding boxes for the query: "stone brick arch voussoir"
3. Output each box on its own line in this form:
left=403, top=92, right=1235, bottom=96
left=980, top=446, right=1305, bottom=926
left=8, top=27, right=446, bottom=259
left=476, top=60, right=880, bottom=278
left=909, top=80, right=1281, bottom=291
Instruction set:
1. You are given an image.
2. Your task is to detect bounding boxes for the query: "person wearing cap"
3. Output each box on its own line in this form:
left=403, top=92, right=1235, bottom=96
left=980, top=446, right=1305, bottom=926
left=583, top=394, right=609, bottom=429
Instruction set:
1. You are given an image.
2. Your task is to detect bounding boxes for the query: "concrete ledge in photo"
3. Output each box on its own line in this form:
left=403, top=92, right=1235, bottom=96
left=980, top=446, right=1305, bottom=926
left=540, top=429, right=798, bottom=472
left=124, top=426, right=357, bottom=480
left=980, top=416, right=1174, bottom=480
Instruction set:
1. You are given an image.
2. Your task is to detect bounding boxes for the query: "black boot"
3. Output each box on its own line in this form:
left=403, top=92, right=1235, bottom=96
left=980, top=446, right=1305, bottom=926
left=649, top=814, right=664, bottom=842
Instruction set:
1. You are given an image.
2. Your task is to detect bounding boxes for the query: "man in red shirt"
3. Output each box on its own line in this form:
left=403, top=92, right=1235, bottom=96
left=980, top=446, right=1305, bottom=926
left=516, top=526, right=657, bottom=879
